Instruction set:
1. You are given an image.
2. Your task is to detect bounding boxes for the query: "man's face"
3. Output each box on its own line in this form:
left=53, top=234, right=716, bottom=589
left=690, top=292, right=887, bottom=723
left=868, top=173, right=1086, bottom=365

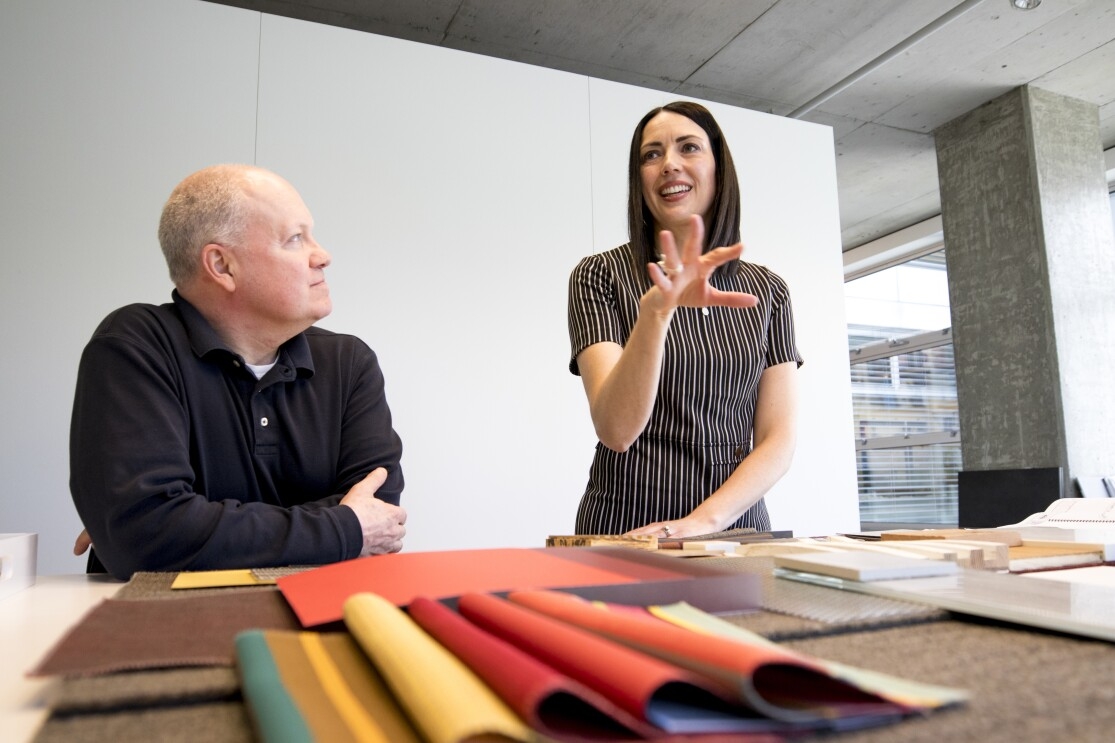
left=231, top=172, right=333, bottom=335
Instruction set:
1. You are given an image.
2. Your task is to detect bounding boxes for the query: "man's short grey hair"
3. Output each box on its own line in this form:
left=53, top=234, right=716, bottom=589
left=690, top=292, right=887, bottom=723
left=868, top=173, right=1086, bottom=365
left=158, top=164, right=257, bottom=286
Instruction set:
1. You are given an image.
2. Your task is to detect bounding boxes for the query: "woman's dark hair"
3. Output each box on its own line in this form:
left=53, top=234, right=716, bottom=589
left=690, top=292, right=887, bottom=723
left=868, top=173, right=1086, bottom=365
left=626, top=101, right=741, bottom=277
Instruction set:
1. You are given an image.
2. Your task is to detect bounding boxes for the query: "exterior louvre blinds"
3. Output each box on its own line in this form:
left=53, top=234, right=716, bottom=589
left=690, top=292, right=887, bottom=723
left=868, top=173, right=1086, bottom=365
left=846, top=250, right=960, bottom=527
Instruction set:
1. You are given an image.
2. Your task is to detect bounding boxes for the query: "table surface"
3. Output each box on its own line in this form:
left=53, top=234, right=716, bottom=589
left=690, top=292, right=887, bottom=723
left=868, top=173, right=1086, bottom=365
left=0, top=575, right=123, bottom=743
left=9, top=567, right=1115, bottom=743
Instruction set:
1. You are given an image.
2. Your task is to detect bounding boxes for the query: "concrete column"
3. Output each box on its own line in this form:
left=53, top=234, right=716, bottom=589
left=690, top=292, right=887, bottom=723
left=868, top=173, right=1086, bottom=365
left=935, top=85, right=1115, bottom=498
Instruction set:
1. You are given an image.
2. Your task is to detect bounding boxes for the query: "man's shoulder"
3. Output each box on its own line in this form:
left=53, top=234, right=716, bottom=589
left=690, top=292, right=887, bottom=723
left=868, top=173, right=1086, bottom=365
left=78, top=302, right=191, bottom=371
left=303, top=326, right=376, bottom=356
left=91, top=301, right=180, bottom=339
left=304, top=324, right=363, bottom=342
left=298, top=327, right=385, bottom=382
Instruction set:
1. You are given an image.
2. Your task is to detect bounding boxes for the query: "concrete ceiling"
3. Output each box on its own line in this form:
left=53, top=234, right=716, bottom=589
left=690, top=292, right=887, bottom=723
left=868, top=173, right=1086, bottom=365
left=202, top=0, right=1115, bottom=251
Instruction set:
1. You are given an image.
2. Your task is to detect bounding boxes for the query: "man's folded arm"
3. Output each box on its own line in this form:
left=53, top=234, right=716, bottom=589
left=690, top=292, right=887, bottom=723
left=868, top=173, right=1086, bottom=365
left=79, top=489, right=364, bottom=580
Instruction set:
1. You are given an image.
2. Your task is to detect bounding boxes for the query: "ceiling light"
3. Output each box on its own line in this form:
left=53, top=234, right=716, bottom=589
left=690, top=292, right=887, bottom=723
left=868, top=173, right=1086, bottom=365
left=1010, top=0, right=1041, bottom=9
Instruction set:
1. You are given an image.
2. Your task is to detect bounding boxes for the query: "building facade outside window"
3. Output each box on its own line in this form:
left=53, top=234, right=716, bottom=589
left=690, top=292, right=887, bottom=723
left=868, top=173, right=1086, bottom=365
left=845, top=248, right=960, bottom=529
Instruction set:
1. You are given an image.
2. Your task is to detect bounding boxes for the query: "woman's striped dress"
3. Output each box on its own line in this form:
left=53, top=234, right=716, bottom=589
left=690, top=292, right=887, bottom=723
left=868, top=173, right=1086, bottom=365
left=567, top=243, right=803, bottom=534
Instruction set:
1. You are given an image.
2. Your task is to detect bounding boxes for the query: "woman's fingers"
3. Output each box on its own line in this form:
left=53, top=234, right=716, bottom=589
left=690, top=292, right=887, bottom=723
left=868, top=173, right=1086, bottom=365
left=681, top=214, right=705, bottom=263
left=649, top=219, right=752, bottom=308
left=706, top=242, right=744, bottom=265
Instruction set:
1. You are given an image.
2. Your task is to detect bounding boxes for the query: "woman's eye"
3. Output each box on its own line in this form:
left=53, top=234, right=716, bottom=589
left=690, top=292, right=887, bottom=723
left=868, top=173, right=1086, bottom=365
left=682, top=142, right=700, bottom=153
left=641, top=150, right=660, bottom=162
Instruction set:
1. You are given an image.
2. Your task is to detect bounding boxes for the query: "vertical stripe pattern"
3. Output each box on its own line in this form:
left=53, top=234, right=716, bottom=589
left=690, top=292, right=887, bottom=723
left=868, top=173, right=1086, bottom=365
left=300, top=633, right=392, bottom=743
left=236, top=630, right=423, bottom=743
left=567, top=243, right=803, bottom=534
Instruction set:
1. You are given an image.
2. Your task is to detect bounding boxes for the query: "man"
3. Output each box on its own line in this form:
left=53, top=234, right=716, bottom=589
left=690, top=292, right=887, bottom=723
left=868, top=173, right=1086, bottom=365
left=70, top=164, right=406, bottom=579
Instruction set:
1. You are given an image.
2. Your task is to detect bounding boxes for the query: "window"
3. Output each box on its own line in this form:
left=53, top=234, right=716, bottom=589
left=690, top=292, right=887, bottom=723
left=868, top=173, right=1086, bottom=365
left=841, top=149, right=1113, bottom=529
left=845, top=247, right=960, bottom=529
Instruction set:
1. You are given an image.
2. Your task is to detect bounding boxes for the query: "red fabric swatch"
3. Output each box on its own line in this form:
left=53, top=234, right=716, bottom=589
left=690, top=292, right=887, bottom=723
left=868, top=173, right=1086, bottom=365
left=277, top=547, right=693, bottom=627
left=454, top=593, right=788, bottom=735
left=408, top=596, right=659, bottom=741
left=508, top=590, right=906, bottom=724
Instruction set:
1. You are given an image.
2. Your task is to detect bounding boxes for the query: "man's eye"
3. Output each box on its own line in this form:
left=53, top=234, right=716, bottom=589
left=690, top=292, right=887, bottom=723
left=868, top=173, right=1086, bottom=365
left=288, top=234, right=303, bottom=245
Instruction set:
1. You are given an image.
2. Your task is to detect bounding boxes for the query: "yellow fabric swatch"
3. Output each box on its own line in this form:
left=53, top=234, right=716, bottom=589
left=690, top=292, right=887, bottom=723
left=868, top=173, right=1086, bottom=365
left=171, top=569, right=272, bottom=589
left=343, top=592, right=547, bottom=743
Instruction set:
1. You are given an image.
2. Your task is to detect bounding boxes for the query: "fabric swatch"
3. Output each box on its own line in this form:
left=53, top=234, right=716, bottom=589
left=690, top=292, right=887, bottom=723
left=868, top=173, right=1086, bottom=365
left=649, top=601, right=969, bottom=709
left=506, top=590, right=946, bottom=730
left=455, top=592, right=795, bottom=735
left=343, top=592, right=545, bottom=743
left=237, top=630, right=421, bottom=743
left=407, top=595, right=657, bottom=741
left=276, top=547, right=758, bottom=627
left=31, top=589, right=300, bottom=677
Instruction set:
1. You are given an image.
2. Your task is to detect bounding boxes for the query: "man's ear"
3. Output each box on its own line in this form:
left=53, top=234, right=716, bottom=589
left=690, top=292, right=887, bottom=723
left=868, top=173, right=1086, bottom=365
left=200, top=243, right=236, bottom=292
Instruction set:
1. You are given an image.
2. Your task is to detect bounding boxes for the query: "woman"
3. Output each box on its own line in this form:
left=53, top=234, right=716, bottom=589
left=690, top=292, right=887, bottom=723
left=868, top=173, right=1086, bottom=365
left=567, top=101, right=802, bottom=539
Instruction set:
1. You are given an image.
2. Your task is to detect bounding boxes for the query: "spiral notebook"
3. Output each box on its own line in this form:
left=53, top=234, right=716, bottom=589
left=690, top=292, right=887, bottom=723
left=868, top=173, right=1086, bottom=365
left=1000, top=499, right=1115, bottom=561
left=1004, top=497, right=1115, bottom=528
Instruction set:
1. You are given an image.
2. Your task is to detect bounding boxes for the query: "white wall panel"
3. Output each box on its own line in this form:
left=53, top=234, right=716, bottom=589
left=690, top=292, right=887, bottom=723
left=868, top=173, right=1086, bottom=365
left=0, top=0, right=260, bottom=573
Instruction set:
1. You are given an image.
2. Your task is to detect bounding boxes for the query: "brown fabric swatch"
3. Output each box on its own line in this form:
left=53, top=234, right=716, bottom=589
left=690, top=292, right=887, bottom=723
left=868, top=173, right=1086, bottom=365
left=32, top=700, right=254, bottom=743
left=30, top=589, right=300, bottom=678
left=45, top=667, right=240, bottom=713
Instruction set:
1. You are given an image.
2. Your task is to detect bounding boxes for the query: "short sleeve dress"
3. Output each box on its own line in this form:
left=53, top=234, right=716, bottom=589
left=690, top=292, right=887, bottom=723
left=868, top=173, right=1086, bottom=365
left=567, top=243, right=803, bottom=534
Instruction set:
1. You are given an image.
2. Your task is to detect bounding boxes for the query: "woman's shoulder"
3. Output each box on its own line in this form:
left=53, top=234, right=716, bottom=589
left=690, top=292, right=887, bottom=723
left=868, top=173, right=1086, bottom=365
left=730, top=261, right=793, bottom=302
left=578, top=242, right=635, bottom=264
left=572, top=243, right=637, bottom=276
left=735, top=260, right=789, bottom=285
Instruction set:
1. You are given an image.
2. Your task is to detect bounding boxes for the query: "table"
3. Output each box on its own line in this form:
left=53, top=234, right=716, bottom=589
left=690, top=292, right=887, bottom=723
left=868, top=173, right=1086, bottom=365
left=8, top=566, right=1115, bottom=742
left=0, top=575, right=122, bottom=743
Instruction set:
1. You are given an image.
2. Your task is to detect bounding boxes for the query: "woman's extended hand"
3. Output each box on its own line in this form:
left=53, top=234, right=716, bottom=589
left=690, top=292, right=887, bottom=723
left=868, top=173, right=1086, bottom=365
left=646, top=214, right=760, bottom=312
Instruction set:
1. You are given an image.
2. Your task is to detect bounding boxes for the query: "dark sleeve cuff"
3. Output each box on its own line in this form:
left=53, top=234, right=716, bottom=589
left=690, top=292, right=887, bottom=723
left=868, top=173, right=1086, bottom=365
left=335, top=504, right=365, bottom=560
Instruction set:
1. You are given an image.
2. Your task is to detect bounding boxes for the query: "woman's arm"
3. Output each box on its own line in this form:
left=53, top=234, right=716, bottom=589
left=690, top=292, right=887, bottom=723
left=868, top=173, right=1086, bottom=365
left=576, top=303, right=674, bottom=452
left=626, top=360, right=800, bottom=537
left=576, top=215, right=757, bottom=451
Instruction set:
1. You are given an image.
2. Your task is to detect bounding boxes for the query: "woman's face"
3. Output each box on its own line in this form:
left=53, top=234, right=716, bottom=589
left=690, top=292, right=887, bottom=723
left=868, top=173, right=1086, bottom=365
left=638, top=111, right=717, bottom=236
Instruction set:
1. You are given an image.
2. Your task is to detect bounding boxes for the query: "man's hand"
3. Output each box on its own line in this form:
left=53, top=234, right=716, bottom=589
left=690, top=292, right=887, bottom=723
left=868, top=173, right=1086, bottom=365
left=339, top=468, right=407, bottom=556
left=73, top=529, right=93, bottom=556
